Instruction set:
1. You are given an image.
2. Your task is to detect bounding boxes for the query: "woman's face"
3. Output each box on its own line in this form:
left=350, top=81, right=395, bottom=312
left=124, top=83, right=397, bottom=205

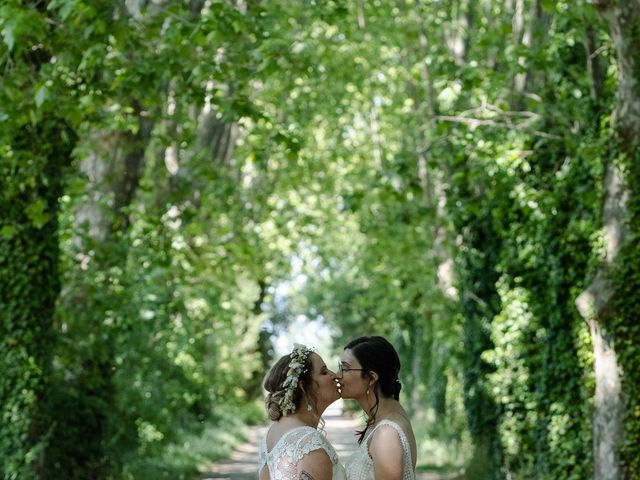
left=309, top=352, right=340, bottom=410
left=338, top=348, right=370, bottom=400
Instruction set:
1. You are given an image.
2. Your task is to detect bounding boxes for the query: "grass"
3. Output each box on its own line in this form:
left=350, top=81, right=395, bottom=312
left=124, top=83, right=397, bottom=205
left=118, top=403, right=261, bottom=480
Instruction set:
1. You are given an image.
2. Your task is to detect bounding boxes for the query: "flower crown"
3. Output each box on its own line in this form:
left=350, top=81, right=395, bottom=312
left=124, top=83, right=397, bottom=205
left=280, top=343, right=313, bottom=415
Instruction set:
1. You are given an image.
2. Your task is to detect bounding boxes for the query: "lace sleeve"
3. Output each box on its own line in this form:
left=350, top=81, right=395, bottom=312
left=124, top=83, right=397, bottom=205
left=289, top=430, right=339, bottom=465
left=265, top=427, right=340, bottom=480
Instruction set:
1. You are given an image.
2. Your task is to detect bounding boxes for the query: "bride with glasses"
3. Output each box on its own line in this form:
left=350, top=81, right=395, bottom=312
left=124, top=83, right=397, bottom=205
left=259, top=344, right=346, bottom=480
left=338, top=336, right=417, bottom=480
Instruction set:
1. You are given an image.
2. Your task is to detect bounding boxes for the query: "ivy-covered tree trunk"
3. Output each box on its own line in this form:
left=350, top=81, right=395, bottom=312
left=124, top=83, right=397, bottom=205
left=455, top=199, right=503, bottom=479
left=48, top=118, right=152, bottom=479
left=577, top=1, right=640, bottom=479
left=0, top=119, right=75, bottom=478
left=576, top=162, right=626, bottom=480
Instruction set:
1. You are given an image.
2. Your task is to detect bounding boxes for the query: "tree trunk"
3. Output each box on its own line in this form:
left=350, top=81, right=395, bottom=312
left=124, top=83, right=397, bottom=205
left=513, top=0, right=550, bottom=108
left=0, top=119, right=75, bottom=478
left=75, top=107, right=152, bottom=243
left=445, top=0, right=470, bottom=65
left=583, top=24, right=605, bottom=103
left=577, top=2, right=640, bottom=479
left=410, top=0, right=459, bottom=426
left=54, top=118, right=152, bottom=479
left=576, top=163, right=626, bottom=480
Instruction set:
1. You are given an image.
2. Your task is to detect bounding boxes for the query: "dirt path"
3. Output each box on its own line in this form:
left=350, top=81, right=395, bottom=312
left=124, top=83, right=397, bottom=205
left=198, top=401, right=462, bottom=480
left=196, top=422, right=267, bottom=480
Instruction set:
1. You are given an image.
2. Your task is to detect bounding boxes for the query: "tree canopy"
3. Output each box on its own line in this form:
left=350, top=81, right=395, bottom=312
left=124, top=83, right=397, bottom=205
left=1, top=1, right=639, bottom=480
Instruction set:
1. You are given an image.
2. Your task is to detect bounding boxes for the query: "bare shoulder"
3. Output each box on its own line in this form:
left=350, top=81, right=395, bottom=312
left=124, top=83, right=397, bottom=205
left=370, top=424, right=405, bottom=453
left=297, top=448, right=333, bottom=480
left=370, top=420, right=418, bottom=470
left=387, top=415, right=416, bottom=440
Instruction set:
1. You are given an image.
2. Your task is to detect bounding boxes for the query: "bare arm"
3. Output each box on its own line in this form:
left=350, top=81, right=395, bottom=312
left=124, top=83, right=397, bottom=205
left=297, top=448, right=333, bottom=480
left=368, top=425, right=405, bottom=480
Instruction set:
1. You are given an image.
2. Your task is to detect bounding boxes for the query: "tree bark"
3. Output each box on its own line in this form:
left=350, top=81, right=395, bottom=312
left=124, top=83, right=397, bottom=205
left=576, top=163, right=627, bottom=480
left=583, top=24, right=605, bottom=103
left=513, top=0, right=550, bottom=108
left=445, top=0, right=469, bottom=65
left=593, top=0, right=640, bottom=145
left=577, top=2, right=640, bottom=479
left=407, top=2, right=459, bottom=431
left=58, top=116, right=152, bottom=479
left=75, top=120, right=152, bottom=240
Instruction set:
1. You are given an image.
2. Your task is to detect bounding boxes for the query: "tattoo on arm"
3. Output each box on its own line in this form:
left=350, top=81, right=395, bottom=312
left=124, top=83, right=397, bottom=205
left=299, top=471, right=315, bottom=480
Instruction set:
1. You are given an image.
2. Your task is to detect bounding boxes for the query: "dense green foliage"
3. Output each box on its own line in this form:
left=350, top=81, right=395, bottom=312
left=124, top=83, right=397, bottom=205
left=1, top=1, right=639, bottom=479
left=610, top=132, right=640, bottom=480
left=1, top=119, right=75, bottom=479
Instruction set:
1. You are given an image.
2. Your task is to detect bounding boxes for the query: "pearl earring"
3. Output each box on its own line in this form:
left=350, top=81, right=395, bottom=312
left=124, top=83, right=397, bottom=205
left=366, top=389, right=370, bottom=396
left=307, top=403, right=313, bottom=411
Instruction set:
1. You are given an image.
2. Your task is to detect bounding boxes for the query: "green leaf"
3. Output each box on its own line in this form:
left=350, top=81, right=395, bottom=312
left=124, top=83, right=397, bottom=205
left=0, top=225, right=18, bottom=238
left=540, top=0, right=556, bottom=12
left=59, top=1, right=76, bottom=21
left=25, top=199, right=50, bottom=228
left=1, top=21, right=15, bottom=51
left=35, top=85, right=49, bottom=108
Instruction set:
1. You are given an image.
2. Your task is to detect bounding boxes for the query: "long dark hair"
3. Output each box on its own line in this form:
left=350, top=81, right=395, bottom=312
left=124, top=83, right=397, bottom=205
left=345, top=336, right=402, bottom=443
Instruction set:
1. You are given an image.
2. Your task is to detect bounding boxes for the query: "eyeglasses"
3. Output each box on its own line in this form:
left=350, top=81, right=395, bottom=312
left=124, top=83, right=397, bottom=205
left=338, top=363, right=366, bottom=378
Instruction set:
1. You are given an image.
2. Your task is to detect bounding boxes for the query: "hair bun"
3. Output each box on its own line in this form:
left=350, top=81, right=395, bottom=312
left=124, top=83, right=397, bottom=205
left=266, top=392, right=284, bottom=421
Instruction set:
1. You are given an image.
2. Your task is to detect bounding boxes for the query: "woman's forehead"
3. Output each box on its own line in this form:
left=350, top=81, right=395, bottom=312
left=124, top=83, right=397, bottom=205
left=341, top=348, right=359, bottom=365
left=310, top=352, right=324, bottom=367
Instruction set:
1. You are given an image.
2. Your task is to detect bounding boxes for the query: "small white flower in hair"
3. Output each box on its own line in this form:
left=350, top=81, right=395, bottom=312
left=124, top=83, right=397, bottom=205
left=280, top=343, right=314, bottom=415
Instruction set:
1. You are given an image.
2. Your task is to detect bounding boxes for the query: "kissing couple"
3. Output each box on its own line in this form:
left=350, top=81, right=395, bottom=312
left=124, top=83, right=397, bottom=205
left=258, top=336, right=417, bottom=480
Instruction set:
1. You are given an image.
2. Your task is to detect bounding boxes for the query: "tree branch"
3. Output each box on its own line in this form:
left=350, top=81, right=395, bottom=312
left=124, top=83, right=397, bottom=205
left=434, top=115, right=562, bottom=139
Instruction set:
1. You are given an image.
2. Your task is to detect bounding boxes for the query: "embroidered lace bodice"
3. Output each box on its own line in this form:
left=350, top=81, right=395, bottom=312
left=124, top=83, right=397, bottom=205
left=258, top=426, right=346, bottom=480
left=344, top=420, right=416, bottom=480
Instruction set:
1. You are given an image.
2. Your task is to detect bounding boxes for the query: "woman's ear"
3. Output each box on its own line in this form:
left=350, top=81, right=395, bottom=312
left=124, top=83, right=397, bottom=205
left=368, top=371, right=379, bottom=386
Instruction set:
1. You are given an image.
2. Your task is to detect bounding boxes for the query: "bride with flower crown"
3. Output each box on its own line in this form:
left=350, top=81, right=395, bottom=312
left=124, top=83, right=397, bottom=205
left=259, top=344, right=346, bottom=480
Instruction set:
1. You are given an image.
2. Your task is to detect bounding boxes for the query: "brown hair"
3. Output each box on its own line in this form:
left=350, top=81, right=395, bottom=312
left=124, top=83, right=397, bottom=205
left=263, top=352, right=316, bottom=421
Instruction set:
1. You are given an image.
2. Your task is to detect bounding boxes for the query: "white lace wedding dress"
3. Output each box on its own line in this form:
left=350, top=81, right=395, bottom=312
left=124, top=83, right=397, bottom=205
left=344, top=420, right=415, bottom=480
left=259, top=426, right=347, bottom=480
